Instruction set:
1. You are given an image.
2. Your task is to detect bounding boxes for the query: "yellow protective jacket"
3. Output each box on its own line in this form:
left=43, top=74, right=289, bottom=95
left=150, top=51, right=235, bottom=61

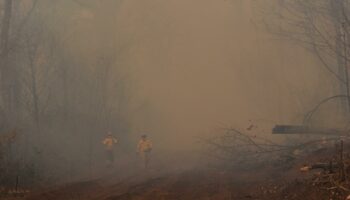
left=102, top=137, right=118, bottom=150
left=137, top=139, right=152, bottom=153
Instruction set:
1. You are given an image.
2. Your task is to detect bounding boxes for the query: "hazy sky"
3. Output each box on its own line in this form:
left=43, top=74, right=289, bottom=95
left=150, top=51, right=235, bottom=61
left=112, top=0, right=338, bottom=148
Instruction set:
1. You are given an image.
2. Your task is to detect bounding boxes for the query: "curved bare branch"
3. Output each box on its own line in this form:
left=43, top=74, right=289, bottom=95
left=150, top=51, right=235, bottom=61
left=303, top=95, right=349, bottom=124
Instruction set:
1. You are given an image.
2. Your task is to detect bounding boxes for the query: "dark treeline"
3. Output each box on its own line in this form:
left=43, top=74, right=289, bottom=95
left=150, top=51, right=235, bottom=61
left=261, top=0, right=350, bottom=127
left=0, top=0, right=131, bottom=186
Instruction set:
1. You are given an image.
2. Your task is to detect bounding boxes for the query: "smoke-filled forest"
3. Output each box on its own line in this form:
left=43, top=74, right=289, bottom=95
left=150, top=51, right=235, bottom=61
left=1, top=0, right=350, bottom=200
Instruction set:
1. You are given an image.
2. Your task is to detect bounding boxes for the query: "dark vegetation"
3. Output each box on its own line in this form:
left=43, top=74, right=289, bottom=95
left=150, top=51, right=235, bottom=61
left=0, top=0, right=132, bottom=192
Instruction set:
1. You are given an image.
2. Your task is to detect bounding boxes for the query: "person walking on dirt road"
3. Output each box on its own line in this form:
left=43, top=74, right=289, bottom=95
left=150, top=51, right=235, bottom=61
left=102, top=131, right=118, bottom=167
left=137, top=134, right=153, bottom=168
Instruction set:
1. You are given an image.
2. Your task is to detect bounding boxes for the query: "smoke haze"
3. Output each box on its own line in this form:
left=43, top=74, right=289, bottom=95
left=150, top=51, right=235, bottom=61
left=0, top=0, right=345, bottom=187
left=113, top=0, right=336, bottom=149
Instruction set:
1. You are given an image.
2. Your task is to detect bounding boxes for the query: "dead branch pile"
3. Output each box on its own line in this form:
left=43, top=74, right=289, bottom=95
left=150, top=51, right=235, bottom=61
left=203, top=127, right=342, bottom=169
left=298, top=140, right=350, bottom=200
left=203, top=126, right=350, bottom=199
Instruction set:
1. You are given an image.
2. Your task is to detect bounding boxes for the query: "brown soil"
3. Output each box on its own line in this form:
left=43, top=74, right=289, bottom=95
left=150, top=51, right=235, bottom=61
left=22, top=147, right=350, bottom=200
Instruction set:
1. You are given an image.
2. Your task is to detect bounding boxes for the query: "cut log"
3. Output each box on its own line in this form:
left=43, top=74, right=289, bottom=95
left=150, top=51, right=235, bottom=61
left=272, top=125, right=347, bottom=136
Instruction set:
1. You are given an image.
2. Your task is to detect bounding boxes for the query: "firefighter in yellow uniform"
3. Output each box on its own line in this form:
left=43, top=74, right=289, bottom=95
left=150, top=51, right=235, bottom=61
left=102, top=132, right=118, bottom=167
left=137, top=134, right=153, bottom=168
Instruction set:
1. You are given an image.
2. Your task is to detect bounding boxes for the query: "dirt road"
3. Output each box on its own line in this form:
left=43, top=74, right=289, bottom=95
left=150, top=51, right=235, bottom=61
left=26, top=168, right=263, bottom=200
left=23, top=152, right=331, bottom=200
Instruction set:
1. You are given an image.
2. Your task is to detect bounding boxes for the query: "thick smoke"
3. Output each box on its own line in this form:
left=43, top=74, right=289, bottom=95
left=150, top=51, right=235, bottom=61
left=116, top=0, right=336, bottom=150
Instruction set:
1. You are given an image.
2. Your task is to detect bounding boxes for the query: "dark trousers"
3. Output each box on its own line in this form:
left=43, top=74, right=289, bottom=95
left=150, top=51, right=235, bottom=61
left=106, top=150, right=114, bottom=163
